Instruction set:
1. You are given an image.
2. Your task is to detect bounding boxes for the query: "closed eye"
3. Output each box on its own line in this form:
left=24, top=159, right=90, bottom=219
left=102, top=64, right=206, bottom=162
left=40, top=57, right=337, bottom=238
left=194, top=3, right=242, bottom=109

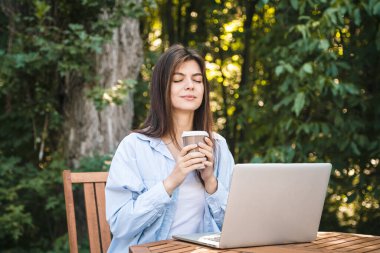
left=173, top=79, right=202, bottom=83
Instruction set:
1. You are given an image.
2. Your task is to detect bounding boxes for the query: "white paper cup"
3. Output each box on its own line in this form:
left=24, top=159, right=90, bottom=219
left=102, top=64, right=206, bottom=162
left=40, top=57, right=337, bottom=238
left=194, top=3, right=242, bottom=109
left=181, top=131, right=209, bottom=152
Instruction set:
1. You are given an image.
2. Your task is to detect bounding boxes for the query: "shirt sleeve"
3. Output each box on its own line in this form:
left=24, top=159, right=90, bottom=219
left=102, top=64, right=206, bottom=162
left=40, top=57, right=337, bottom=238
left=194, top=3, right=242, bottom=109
left=205, top=134, right=235, bottom=229
left=105, top=135, right=172, bottom=239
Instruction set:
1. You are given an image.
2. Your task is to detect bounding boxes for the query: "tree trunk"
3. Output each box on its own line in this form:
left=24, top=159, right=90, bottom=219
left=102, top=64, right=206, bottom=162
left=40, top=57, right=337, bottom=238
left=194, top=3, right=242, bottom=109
left=63, top=16, right=143, bottom=168
left=182, top=1, right=194, bottom=47
left=231, top=0, right=257, bottom=160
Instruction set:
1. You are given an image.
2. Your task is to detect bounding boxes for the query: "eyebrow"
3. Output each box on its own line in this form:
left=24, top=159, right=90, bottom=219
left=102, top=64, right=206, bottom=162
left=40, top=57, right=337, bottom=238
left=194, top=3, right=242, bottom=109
left=173, top=72, right=202, bottom=77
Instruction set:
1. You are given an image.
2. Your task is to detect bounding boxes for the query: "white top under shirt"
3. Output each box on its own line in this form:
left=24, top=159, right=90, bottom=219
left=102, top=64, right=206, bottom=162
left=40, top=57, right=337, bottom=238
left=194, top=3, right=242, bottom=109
left=167, top=171, right=206, bottom=238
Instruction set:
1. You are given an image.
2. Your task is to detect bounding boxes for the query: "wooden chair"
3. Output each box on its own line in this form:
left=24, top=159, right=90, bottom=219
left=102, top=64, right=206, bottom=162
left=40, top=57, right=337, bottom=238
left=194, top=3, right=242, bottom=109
left=62, top=170, right=111, bottom=253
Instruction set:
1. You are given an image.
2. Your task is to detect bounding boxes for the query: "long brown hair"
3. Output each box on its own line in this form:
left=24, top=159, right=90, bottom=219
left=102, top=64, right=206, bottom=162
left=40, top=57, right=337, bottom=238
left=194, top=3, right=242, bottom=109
left=137, top=44, right=214, bottom=148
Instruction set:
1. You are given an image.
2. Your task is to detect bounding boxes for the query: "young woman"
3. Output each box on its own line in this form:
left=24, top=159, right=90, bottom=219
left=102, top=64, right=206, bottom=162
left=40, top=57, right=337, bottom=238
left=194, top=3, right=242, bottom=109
left=105, top=44, right=234, bottom=251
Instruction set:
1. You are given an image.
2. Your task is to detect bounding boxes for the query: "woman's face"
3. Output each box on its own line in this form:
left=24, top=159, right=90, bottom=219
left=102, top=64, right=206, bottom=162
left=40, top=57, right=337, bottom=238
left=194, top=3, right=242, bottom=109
left=170, top=60, right=205, bottom=113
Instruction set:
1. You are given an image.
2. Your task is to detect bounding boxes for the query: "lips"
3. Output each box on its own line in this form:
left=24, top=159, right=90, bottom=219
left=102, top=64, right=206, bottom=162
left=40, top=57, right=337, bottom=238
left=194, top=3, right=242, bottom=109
left=181, top=95, right=196, bottom=100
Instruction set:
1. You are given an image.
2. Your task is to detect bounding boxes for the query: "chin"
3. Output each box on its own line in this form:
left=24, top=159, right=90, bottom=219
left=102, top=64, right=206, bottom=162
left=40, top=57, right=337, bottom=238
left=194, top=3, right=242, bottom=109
left=177, top=107, right=200, bottom=112
left=172, top=101, right=202, bottom=111
left=173, top=105, right=202, bottom=112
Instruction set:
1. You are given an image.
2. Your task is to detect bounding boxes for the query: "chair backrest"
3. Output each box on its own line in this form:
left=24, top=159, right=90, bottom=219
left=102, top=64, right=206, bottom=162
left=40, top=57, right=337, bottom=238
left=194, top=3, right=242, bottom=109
left=62, top=170, right=111, bottom=253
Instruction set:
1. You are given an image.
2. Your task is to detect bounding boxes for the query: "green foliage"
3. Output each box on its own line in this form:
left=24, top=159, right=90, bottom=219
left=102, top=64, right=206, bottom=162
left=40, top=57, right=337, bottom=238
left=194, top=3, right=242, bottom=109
left=78, top=153, right=113, bottom=172
left=139, top=0, right=380, bottom=235
left=0, top=151, right=111, bottom=251
left=132, top=50, right=161, bottom=128
left=0, top=0, right=142, bottom=251
left=87, top=79, right=137, bottom=110
left=239, top=0, right=379, bottom=233
left=0, top=0, right=379, bottom=251
left=0, top=157, right=33, bottom=242
left=0, top=153, right=67, bottom=251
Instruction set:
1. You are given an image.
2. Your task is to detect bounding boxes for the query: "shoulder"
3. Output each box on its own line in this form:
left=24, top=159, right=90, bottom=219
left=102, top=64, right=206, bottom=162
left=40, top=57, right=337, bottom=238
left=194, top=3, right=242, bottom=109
left=120, top=132, right=159, bottom=144
left=114, top=132, right=161, bottom=159
left=211, top=132, right=231, bottom=152
left=117, top=132, right=161, bottom=150
left=212, top=132, right=227, bottom=143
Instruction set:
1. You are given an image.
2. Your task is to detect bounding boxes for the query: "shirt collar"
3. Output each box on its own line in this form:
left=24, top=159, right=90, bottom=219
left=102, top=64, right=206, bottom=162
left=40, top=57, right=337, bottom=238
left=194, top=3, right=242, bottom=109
left=135, top=132, right=223, bottom=161
left=135, top=133, right=174, bottom=161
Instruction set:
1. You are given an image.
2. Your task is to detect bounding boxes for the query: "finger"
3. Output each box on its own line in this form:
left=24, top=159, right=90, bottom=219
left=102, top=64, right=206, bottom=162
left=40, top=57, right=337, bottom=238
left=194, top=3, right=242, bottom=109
left=183, top=157, right=207, bottom=167
left=198, top=141, right=212, bottom=152
left=198, top=147, right=213, bottom=160
left=203, top=161, right=213, bottom=167
left=180, top=144, right=198, bottom=156
left=181, top=162, right=206, bottom=174
left=187, top=163, right=206, bottom=171
left=183, top=151, right=206, bottom=161
left=204, top=137, right=214, bottom=147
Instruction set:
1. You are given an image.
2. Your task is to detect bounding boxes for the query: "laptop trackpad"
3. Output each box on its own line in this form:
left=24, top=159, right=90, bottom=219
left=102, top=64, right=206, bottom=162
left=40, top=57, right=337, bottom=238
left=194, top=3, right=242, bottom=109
left=173, top=232, right=221, bottom=247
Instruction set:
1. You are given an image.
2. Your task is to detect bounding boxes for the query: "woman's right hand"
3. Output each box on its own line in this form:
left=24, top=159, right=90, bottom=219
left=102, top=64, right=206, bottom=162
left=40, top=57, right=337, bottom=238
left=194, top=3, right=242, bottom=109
left=163, top=144, right=207, bottom=195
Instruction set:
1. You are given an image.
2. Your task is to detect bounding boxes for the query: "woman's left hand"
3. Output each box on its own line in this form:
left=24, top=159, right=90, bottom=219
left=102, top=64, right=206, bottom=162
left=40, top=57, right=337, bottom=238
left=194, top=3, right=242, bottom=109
left=198, top=137, right=217, bottom=194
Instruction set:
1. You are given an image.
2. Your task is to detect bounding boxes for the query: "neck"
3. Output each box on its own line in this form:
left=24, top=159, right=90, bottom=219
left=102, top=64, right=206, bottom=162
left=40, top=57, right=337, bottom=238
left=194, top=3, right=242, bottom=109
left=173, top=111, right=194, bottom=135
left=164, top=110, right=194, bottom=144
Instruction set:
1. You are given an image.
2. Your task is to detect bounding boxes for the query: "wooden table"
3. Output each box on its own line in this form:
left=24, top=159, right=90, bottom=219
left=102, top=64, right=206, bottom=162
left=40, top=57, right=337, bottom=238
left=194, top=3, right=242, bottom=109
left=129, top=232, right=380, bottom=253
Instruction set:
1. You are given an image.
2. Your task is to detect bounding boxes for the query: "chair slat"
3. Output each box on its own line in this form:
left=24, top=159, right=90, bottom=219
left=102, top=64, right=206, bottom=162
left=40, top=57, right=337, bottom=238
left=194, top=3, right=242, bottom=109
left=71, top=172, right=108, bottom=183
left=62, top=170, right=79, bottom=253
left=63, top=170, right=111, bottom=252
left=95, top=182, right=111, bottom=252
left=84, top=183, right=101, bottom=253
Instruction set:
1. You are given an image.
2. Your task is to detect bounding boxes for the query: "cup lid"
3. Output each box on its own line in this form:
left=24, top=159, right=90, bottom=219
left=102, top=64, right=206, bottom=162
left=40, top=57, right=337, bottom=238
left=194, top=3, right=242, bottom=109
left=181, top=131, right=209, bottom=137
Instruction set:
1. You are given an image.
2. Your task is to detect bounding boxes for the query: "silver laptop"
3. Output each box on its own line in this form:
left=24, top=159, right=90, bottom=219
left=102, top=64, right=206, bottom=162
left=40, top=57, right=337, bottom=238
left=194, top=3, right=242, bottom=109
left=173, top=163, right=332, bottom=248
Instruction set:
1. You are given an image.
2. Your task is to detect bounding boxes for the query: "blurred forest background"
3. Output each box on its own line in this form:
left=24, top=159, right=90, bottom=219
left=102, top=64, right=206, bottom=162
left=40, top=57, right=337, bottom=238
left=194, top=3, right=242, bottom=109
left=0, top=0, right=379, bottom=251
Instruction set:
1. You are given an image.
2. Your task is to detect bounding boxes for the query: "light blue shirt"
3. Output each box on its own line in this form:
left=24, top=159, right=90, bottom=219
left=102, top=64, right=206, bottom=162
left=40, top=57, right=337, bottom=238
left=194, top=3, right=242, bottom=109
left=105, top=132, right=235, bottom=252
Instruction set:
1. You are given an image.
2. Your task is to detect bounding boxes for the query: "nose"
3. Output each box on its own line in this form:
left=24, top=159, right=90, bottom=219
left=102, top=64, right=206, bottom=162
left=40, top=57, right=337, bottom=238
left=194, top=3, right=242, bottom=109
left=184, top=77, right=194, bottom=90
